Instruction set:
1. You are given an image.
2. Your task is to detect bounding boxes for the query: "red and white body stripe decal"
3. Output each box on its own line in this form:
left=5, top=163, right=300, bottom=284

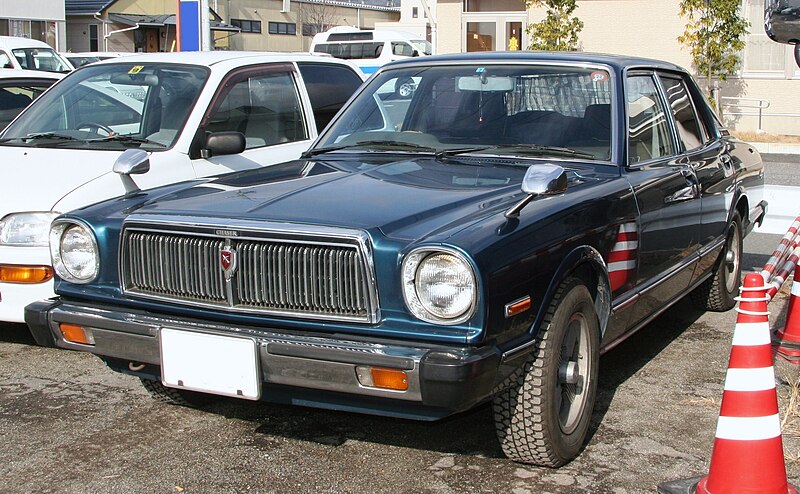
left=608, top=222, right=638, bottom=292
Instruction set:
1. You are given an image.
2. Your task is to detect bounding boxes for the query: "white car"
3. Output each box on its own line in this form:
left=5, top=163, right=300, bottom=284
left=0, top=51, right=365, bottom=323
left=0, top=69, right=63, bottom=129
left=60, top=51, right=131, bottom=68
left=0, top=36, right=73, bottom=73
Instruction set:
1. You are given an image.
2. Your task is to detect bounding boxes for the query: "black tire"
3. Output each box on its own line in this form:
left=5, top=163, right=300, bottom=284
left=492, top=277, right=600, bottom=467
left=139, top=378, right=217, bottom=408
left=691, top=212, right=742, bottom=312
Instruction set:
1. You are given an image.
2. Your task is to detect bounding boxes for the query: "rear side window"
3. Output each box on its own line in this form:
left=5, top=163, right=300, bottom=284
left=658, top=74, right=706, bottom=151
left=206, top=70, right=308, bottom=149
left=298, top=63, right=363, bottom=132
left=0, top=80, right=53, bottom=128
left=626, top=75, right=676, bottom=164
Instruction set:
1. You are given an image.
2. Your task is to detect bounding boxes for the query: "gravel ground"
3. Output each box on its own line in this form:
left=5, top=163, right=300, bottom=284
left=1, top=232, right=799, bottom=493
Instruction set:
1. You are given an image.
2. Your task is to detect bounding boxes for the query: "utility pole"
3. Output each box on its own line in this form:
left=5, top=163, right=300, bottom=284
left=418, top=0, right=436, bottom=54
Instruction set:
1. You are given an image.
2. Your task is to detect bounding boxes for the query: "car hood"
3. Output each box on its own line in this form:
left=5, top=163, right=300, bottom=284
left=129, top=156, right=600, bottom=241
left=0, top=146, right=122, bottom=217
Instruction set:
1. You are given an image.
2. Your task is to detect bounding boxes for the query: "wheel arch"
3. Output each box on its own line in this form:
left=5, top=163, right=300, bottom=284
left=500, top=245, right=611, bottom=364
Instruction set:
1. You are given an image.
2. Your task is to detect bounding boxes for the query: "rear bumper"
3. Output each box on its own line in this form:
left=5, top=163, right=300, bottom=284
left=26, top=299, right=503, bottom=419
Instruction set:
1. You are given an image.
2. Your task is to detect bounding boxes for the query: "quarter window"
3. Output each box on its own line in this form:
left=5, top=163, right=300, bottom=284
left=658, top=75, right=706, bottom=151
left=627, top=75, right=676, bottom=164
left=205, top=70, right=308, bottom=149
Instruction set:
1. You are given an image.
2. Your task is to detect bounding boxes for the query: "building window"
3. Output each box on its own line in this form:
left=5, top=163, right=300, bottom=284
left=89, top=24, right=99, bottom=52
left=231, top=19, right=262, bottom=34
left=412, top=7, right=419, bottom=18
left=269, top=22, right=297, bottom=35
left=463, top=0, right=525, bottom=12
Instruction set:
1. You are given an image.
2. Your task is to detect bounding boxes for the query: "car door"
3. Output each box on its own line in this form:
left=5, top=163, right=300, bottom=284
left=657, top=72, right=735, bottom=282
left=622, top=71, right=702, bottom=327
left=191, top=63, right=313, bottom=177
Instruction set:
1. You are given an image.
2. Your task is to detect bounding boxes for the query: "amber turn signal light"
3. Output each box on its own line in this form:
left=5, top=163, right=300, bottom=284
left=0, top=264, right=54, bottom=284
left=356, top=366, right=409, bottom=391
left=59, top=323, right=95, bottom=345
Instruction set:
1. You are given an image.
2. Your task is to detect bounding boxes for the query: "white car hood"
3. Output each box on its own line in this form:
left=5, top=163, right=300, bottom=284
left=0, top=147, right=124, bottom=217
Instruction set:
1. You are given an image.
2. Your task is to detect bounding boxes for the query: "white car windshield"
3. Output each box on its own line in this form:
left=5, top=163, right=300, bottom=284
left=0, top=62, right=209, bottom=150
left=12, top=47, right=72, bottom=73
left=315, top=64, right=614, bottom=162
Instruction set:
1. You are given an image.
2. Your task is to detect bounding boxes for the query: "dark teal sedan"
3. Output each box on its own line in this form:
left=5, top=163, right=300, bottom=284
left=27, top=52, right=766, bottom=467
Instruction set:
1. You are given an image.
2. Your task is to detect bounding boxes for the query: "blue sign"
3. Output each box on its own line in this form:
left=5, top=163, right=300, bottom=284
left=178, top=0, right=200, bottom=51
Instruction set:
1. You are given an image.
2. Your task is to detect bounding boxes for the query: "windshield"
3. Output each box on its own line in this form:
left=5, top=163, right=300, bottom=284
left=316, top=64, right=614, bottom=162
left=1, top=62, right=209, bottom=150
left=12, top=47, right=72, bottom=73
left=411, top=40, right=432, bottom=55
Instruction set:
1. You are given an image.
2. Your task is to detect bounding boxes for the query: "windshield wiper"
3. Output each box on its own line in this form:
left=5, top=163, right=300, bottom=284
left=302, top=140, right=436, bottom=158
left=434, top=146, right=493, bottom=160
left=86, top=135, right=167, bottom=147
left=20, top=132, right=81, bottom=142
left=489, top=144, right=596, bottom=160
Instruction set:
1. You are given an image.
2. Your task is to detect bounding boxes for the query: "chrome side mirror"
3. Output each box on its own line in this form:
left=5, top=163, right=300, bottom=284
left=113, top=149, right=150, bottom=194
left=506, top=164, right=568, bottom=218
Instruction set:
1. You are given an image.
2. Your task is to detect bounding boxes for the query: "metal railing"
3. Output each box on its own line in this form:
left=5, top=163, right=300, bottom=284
left=720, top=96, right=771, bottom=131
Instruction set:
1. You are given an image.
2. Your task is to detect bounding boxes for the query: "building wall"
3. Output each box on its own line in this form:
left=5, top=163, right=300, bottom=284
left=218, top=0, right=400, bottom=52
left=0, top=1, right=64, bottom=21
left=432, top=0, right=800, bottom=135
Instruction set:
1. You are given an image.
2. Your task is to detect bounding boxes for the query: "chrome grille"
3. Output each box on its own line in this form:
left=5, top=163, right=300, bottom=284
left=122, top=228, right=376, bottom=322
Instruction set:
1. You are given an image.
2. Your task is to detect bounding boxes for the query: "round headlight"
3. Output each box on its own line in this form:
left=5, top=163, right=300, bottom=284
left=50, top=221, right=99, bottom=283
left=402, top=248, right=476, bottom=324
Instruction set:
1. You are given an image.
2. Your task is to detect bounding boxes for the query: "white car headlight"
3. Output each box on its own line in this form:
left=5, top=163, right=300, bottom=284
left=0, top=212, right=60, bottom=246
left=402, top=247, right=477, bottom=325
left=49, top=220, right=99, bottom=284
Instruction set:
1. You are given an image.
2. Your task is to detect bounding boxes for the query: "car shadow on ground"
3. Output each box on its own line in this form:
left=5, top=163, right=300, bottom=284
left=0, top=323, right=37, bottom=345
left=206, top=298, right=708, bottom=463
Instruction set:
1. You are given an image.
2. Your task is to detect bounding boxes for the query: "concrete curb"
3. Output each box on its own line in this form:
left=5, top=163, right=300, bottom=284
left=751, top=141, right=800, bottom=155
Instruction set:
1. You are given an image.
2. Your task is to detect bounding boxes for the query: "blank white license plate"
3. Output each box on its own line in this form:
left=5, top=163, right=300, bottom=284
left=160, top=328, right=260, bottom=400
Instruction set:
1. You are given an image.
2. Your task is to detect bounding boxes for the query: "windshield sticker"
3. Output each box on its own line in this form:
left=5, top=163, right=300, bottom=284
left=128, top=65, right=144, bottom=75
left=591, top=70, right=609, bottom=82
left=475, top=67, right=485, bottom=73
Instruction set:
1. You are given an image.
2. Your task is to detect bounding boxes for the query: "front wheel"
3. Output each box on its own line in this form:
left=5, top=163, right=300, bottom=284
left=691, top=212, right=742, bottom=312
left=492, top=277, right=600, bottom=467
left=140, top=378, right=217, bottom=408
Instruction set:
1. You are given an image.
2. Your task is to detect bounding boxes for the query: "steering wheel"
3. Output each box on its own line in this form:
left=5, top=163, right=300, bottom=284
left=76, top=122, right=114, bottom=136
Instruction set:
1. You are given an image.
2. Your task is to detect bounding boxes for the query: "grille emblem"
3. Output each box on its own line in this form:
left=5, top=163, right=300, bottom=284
left=220, top=245, right=237, bottom=279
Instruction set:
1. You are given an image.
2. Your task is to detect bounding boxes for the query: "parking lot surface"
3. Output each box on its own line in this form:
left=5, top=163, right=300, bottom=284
left=1, top=230, right=799, bottom=494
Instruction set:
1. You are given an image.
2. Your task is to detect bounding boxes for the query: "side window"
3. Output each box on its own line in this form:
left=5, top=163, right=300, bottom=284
left=391, top=42, right=415, bottom=57
left=0, top=51, right=12, bottom=68
left=298, top=63, right=363, bottom=133
left=0, top=82, right=52, bottom=128
left=206, top=71, right=309, bottom=150
left=626, top=75, right=676, bottom=165
left=658, top=74, right=706, bottom=151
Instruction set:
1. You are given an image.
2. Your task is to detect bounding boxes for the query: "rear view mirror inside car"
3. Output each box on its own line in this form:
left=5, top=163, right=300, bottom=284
left=456, top=75, right=514, bottom=92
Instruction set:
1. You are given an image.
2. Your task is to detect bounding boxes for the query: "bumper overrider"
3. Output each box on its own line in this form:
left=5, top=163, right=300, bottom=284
left=26, top=299, right=502, bottom=420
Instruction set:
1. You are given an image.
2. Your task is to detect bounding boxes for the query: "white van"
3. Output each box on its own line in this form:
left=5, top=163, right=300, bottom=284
left=0, top=36, right=73, bottom=73
left=310, top=27, right=431, bottom=75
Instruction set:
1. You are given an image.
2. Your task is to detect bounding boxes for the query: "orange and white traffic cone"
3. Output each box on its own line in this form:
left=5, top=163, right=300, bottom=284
left=658, top=273, right=798, bottom=494
left=774, top=265, right=800, bottom=363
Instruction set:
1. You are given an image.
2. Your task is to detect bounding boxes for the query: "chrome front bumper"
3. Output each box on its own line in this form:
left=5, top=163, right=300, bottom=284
left=26, top=299, right=501, bottom=419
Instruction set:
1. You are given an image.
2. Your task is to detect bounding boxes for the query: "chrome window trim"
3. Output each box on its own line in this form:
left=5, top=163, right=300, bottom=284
left=119, top=214, right=381, bottom=324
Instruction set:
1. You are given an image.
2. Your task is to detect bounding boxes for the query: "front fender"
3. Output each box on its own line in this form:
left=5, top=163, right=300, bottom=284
left=500, top=245, right=610, bottom=363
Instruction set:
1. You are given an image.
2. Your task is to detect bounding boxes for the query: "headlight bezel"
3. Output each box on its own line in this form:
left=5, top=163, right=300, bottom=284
left=401, top=246, right=478, bottom=325
left=0, top=211, right=61, bottom=247
left=49, top=219, right=100, bottom=284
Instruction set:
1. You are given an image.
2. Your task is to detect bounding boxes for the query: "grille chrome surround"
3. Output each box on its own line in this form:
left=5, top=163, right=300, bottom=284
left=120, top=216, right=379, bottom=323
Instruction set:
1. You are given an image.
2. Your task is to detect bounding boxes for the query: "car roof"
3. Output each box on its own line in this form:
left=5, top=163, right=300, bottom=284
left=89, top=50, right=364, bottom=73
left=0, top=68, right=64, bottom=81
left=383, top=51, right=688, bottom=73
left=0, top=36, right=54, bottom=50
